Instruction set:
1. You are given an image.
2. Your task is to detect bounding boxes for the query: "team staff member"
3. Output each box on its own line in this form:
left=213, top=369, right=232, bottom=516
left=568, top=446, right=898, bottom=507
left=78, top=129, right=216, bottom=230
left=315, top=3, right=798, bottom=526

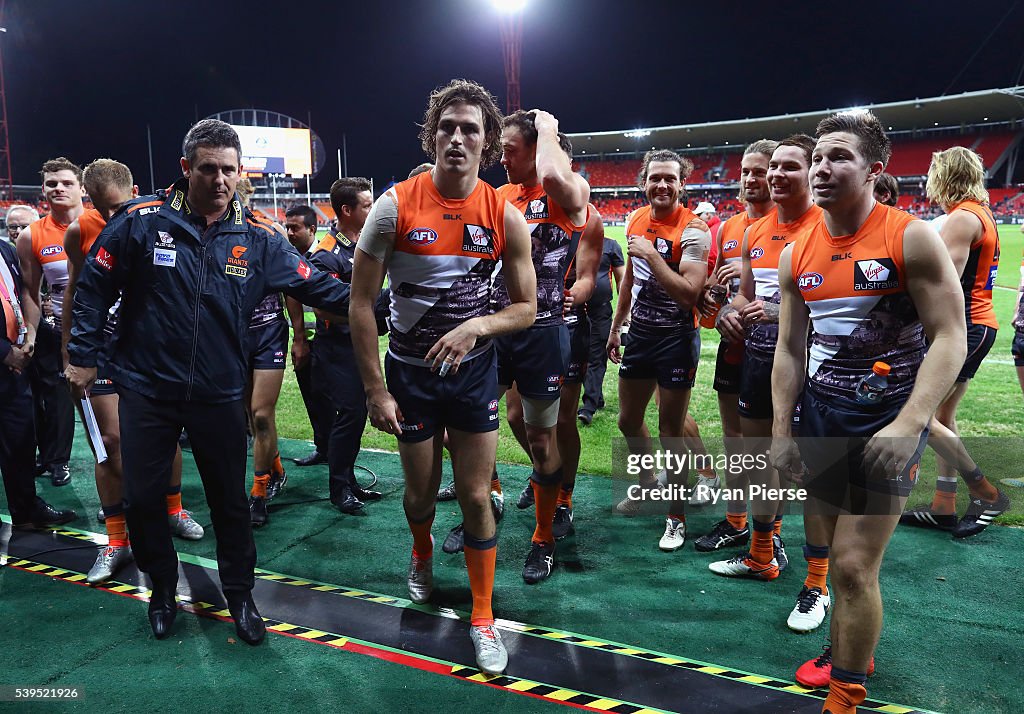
left=694, top=139, right=777, bottom=549
left=607, top=149, right=711, bottom=552
left=283, top=204, right=331, bottom=467
left=1, top=232, right=76, bottom=529
left=772, top=112, right=965, bottom=713
left=350, top=79, right=535, bottom=674
left=17, top=158, right=83, bottom=488
left=63, top=159, right=204, bottom=584
left=578, top=223, right=624, bottom=424
left=900, top=146, right=1009, bottom=537
left=67, top=119, right=352, bottom=646
left=307, top=177, right=383, bottom=516
left=4, top=205, right=38, bottom=246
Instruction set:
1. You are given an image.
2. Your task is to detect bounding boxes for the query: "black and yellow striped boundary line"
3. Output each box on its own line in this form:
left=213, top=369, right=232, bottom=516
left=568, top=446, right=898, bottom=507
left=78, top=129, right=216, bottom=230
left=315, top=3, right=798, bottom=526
left=3, top=521, right=937, bottom=714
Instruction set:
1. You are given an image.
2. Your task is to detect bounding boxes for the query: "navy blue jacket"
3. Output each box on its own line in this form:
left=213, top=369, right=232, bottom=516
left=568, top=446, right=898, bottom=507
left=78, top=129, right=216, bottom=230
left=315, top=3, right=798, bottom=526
left=68, top=178, right=350, bottom=402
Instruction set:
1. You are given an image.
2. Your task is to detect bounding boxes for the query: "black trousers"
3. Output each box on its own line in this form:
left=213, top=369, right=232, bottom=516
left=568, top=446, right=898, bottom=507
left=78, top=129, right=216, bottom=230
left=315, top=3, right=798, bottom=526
left=581, top=303, right=613, bottom=415
left=27, top=320, right=74, bottom=467
left=296, top=340, right=332, bottom=454
left=0, top=371, right=40, bottom=521
left=118, top=387, right=255, bottom=593
left=313, top=337, right=367, bottom=501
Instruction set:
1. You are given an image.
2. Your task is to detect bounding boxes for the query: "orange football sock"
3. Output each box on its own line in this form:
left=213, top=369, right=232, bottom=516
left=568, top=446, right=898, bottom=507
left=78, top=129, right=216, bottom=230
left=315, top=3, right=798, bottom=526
left=726, top=510, right=747, bottom=531
left=408, top=510, right=435, bottom=559
left=823, top=679, right=866, bottom=713
left=557, top=481, right=574, bottom=508
left=464, top=537, right=496, bottom=626
left=165, top=491, right=183, bottom=516
left=804, top=543, right=830, bottom=595
left=105, top=513, right=129, bottom=548
left=773, top=515, right=783, bottom=537
left=532, top=475, right=561, bottom=545
left=273, top=452, right=285, bottom=477
left=750, top=521, right=774, bottom=565
left=251, top=472, right=270, bottom=498
left=490, top=475, right=502, bottom=495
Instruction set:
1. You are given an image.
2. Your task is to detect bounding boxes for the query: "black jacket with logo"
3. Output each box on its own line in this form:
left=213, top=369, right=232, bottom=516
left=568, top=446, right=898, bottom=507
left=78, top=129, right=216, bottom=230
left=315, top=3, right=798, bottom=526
left=68, top=178, right=350, bottom=402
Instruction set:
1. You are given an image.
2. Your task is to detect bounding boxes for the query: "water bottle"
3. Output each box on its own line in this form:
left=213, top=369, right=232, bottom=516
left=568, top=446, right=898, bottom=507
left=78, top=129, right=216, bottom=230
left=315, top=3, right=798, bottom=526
left=699, top=284, right=728, bottom=329
left=855, top=361, right=890, bottom=405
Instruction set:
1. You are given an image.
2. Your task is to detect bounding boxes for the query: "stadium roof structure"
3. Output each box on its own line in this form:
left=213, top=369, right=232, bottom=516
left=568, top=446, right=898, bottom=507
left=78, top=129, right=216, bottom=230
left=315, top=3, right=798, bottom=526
left=568, top=86, right=1024, bottom=156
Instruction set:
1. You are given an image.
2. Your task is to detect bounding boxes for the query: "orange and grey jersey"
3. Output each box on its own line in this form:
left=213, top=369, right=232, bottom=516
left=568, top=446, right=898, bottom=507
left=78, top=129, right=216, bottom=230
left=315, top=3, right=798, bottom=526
left=791, top=203, right=924, bottom=403
left=625, top=204, right=709, bottom=333
left=29, top=214, right=71, bottom=322
left=1015, top=254, right=1024, bottom=331
left=385, top=171, right=507, bottom=365
left=492, top=183, right=585, bottom=328
left=718, top=211, right=757, bottom=293
left=745, top=205, right=820, bottom=360
left=949, top=200, right=999, bottom=329
left=78, top=208, right=120, bottom=338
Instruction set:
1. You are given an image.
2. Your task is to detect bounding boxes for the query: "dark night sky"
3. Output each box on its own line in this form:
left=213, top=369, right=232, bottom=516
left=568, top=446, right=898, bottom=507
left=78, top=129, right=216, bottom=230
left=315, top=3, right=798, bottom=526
left=4, top=0, right=1023, bottom=193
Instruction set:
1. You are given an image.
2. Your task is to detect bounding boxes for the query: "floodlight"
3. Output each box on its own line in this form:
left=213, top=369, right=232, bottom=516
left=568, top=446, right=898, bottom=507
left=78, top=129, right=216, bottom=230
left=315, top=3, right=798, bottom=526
left=492, top=0, right=527, bottom=13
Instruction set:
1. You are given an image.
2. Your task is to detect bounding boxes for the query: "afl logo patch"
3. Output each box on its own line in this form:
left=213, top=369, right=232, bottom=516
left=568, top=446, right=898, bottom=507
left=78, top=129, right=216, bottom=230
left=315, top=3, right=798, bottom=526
left=798, top=272, right=824, bottom=291
left=40, top=245, right=64, bottom=257
left=406, top=228, right=438, bottom=245
left=723, top=239, right=738, bottom=252
left=750, top=247, right=765, bottom=260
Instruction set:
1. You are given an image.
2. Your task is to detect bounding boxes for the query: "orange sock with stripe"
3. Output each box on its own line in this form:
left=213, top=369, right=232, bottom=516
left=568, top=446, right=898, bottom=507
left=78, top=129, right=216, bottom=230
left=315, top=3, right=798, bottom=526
left=407, top=508, right=434, bottom=559
left=961, top=466, right=999, bottom=502
left=103, top=504, right=129, bottom=548
left=273, top=452, right=285, bottom=477
left=557, top=481, right=574, bottom=508
left=165, top=486, right=183, bottom=516
left=726, top=510, right=747, bottom=531
left=773, top=515, right=783, bottom=537
left=463, top=530, right=497, bottom=626
left=532, top=469, right=562, bottom=545
left=930, top=475, right=957, bottom=514
left=803, top=543, right=829, bottom=595
left=490, top=475, right=502, bottom=495
left=823, top=668, right=867, bottom=713
left=251, top=472, right=270, bottom=498
left=750, top=520, right=775, bottom=564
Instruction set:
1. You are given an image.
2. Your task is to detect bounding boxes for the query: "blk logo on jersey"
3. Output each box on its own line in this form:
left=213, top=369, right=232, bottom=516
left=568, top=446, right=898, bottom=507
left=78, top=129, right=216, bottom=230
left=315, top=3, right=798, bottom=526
left=462, top=224, right=494, bottom=254
left=524, top=196, right=548, bottom=220
left=798, top=272, right=824, bottom=292
left=406, top=228, right=438, bottom=246
left=750, top=246, right=765, bottom=260
left=854, top=258, right=899, bottom=291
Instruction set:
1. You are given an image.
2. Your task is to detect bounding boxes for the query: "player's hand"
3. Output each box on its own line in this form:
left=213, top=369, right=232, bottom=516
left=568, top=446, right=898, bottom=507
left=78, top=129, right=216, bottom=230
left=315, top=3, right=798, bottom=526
left=862, top=422, right=922, bottom=483
left=291, top=337, right=310, bottom=370
left=716, top=306, right=745, bottom=343
left=562, top=290, right=575, bottom=317
left=64, top=363, right=96, bottom=399
left=716, top=261, right=741, bottom=284
left=770, top=435, right=804, bottom=486
left=426, top=319, right=481, bottom=376
left=3, top=344, right=32, bottom=374
left=366, top=387, right=403, bottom=436
left=698, top=287, right=718, bottom=319
left=607, top=330, right=623, bottom=364
left=740, top=300, right=766, bottom=325
left=626, top=235, right=658, bottom=262
left=531, top=109, right=559, bottom=134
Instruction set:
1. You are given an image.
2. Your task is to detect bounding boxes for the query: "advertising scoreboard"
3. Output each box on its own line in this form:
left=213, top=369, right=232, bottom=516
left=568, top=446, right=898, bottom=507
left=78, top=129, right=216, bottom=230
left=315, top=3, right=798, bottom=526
left=231, top=125, right=312, bottom=177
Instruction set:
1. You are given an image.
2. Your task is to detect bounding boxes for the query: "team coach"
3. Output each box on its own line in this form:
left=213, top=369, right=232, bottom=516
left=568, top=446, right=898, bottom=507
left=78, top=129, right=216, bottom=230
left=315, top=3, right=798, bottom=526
left=66, top=120, right=351, bottom=644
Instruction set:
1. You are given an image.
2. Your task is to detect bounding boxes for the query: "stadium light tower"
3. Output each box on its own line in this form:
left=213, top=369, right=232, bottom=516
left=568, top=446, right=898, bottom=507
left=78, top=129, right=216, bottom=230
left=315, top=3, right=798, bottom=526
left=492, top=0, right=526, bottom=113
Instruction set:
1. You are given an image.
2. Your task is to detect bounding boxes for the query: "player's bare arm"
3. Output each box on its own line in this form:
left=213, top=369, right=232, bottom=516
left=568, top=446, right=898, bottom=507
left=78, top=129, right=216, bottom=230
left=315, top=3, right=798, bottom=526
left=938, top=209, right=981, bottom=277
left=769, top=246, right=809, bottom=475
left=532, top=109, right=589, bottom=225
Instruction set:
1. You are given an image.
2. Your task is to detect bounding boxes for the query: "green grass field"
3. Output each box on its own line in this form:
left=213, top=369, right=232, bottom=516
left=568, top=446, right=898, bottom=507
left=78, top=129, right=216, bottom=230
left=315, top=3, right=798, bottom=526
left=275, top=223, right=1024, bottom=525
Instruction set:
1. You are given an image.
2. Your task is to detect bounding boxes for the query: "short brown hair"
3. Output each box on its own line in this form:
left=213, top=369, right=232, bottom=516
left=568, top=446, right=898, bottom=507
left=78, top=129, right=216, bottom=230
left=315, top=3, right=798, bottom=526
left=419, top=79, right=504, bottom=169
left=815, top=112, right=891, bottom=168
left=501, top=110, right=573, bottom=159
left=83, top=158, right=133, bottom=196
left=40, top=157, right=83, bottom=185
left=744, top=139, right=779, bottom=159
left=925, top=146, right=988, bottom=209
left=874, top=172, right=900, bottom=206
left=330, top=177, right=372, bottom=216
left=776, top=134, right=816, bottom=166
left=637, top=149, right=693, bottom=190
left=235, top=177, right=255, bottom=206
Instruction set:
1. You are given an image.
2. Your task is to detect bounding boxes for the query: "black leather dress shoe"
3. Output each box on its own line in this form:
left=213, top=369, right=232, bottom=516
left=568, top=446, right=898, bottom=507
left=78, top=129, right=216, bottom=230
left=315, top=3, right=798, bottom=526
left=50, top=463, right=71, bottom=487
left=148, top=580, right=178, bottom=639
left=332, top=486, right=365, bottom=515
left=292, top=450, right=327, bottom=467
left=225, top=591, right=266, bottom=645
left=13, top=499, right=76, bottom=529
left=352, top=485, right=382, bottom=502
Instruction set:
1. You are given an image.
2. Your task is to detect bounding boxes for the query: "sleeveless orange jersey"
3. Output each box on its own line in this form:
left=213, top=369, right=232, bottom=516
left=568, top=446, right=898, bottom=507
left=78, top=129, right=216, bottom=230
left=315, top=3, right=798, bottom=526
left=718, top=211, right=756, bottom=286
left=745, top=204, right=820, bottom=360
left=494, top=182, right=585, bottom=327
left=791, top=203, right=924, bottom=402
left=625, top=204, right=704, bottom=332
left=949, top=200, right=999, bottom=329
left=29, top=214, right=71, bottom=320
left=388, top=171, right=507, bottom=363
left=1015, top=252, right=1024, bottom=331
left=78, top=208, right=107, bottom=255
